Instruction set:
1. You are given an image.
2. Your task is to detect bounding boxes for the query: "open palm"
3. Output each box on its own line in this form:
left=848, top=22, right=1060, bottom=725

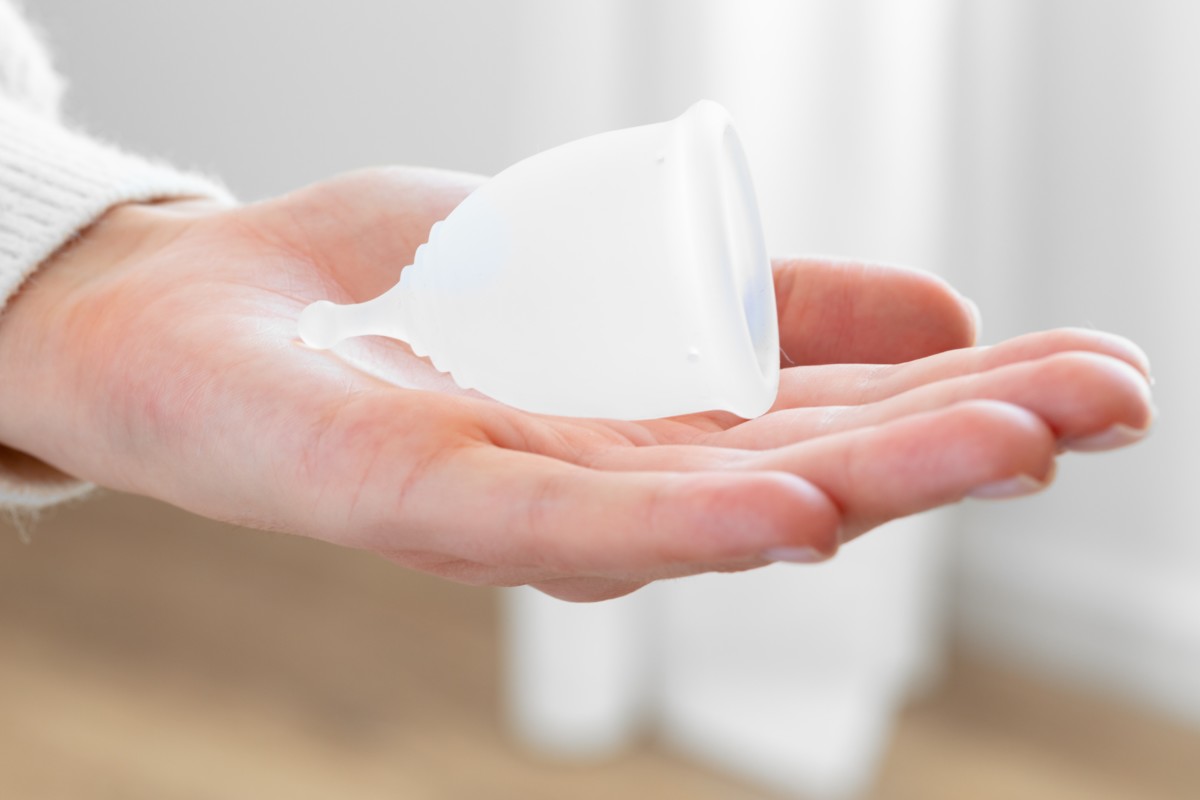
left=0, top=168, right=1153, bottom=601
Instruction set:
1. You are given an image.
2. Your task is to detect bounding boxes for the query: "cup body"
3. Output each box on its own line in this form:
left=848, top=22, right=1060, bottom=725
left=412, top=100, right=779, bottom=420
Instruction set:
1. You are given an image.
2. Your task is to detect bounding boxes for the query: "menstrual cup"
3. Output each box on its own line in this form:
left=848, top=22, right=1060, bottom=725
left=299, top=100, right=779, bottom=420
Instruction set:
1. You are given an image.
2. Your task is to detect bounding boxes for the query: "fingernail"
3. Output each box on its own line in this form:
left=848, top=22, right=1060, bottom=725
left=1095, top=331, right=1152, bottom=380
left=761, top=546, right=832, bottom=564
left=968, top=473, right=1048, bottom=500
left=1061, top=423, right=1150, bottom=452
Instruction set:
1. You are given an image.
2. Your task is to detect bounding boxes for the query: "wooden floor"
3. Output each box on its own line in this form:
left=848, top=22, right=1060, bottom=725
left=1, top=493, right=1198, bottom=799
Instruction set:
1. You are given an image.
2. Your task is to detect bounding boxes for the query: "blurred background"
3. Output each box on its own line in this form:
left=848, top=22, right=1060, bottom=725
left=2, top=0, right=1197, bottom=797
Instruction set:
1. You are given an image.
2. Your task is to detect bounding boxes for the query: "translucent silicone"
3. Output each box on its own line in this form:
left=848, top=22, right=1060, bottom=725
left=298, top=100, right=779, bottom=420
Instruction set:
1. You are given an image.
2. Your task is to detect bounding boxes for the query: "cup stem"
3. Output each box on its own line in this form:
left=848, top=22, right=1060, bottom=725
left=297, top=284, right=409, bottom=350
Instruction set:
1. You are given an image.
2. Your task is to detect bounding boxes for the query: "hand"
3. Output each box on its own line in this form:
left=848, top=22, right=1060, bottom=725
left=0, top=168, right=1154, bottom=601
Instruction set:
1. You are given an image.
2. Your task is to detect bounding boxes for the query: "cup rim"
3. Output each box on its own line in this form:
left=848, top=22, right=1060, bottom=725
left=673, top=100, right=780, bottom=418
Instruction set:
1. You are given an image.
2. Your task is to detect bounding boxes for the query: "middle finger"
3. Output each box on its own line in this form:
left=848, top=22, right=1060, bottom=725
left=710, top=350, right=1153, bottom=450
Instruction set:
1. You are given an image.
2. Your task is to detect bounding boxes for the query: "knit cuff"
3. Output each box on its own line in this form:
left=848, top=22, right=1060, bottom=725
left=0, top=445, right=93, bottom=510
left=0, top=96, right=235, bottom=510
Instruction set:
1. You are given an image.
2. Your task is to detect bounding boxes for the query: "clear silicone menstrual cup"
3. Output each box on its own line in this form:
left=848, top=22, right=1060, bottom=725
left=298, top=100, right=779, bottom=420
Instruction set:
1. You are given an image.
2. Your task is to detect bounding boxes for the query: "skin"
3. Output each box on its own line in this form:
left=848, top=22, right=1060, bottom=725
left=0, top=168, right=1154, bottom=601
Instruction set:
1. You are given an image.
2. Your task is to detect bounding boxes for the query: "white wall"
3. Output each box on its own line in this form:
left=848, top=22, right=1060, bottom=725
left=34, top=0, right=538, bottom=195
left=953, top=0, right=1200, bottom=725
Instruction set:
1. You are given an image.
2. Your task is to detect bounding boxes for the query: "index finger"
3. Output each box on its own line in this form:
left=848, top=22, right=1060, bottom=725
left=773, top=257, right=979, bottom=366
left=367, top=444, right=842, bottom=576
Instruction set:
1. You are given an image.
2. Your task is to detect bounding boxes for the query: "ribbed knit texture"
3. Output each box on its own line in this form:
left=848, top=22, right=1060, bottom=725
left=0, top=98, right=234, bottom=315
left=0, top=1, right=234, bottom=509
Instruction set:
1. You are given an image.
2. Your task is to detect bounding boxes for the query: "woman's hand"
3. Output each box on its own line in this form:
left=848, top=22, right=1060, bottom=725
left=0, top=168, right=1154, bottom=601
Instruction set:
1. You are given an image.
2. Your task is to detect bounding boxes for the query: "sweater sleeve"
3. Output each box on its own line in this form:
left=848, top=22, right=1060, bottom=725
left=0, top=1, right=234, bottom=510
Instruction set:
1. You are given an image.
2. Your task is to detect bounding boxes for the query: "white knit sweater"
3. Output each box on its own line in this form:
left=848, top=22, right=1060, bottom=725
left=0, top=2, right=233, bottom=509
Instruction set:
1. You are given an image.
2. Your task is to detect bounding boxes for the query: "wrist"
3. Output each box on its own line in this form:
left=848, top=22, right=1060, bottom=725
left=0, top=199, right=222, bottom=476
left=11, top=199, right=218, bottom=294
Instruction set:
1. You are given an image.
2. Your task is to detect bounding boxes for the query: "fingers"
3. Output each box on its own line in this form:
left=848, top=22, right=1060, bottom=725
left=316, top=397, right=1057, bottom=592
left=772, top=257, right=978, bottom=366
left=715, top=350, right=1154, bottom=450
left=590, top=400, right=1058, bottom=541
left=780, top=400, right=1057, bottom=540
left=772, top=327, right=1151, bottom=411
left=363, top=443, right=841, bottom=577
